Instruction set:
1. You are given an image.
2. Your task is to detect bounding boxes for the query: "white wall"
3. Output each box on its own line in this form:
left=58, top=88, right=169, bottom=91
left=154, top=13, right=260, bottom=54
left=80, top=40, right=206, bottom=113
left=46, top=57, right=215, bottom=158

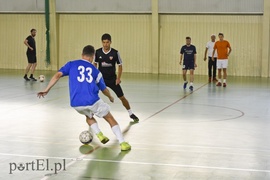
left=159, top=0, right=263, bottom=14
left=0, top=0, right=263, bottom=14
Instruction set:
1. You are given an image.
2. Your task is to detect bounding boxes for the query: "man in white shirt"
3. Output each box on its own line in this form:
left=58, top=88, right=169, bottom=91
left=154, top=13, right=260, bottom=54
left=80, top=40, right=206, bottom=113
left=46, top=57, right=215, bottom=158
left=204, top=34, right=217, bottom=83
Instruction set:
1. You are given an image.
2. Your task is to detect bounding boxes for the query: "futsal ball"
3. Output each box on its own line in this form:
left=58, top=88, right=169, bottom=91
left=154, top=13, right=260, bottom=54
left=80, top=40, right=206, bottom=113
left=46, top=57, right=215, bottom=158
left=79, top=130, right=93, bottom=145
left=39, top=75, right=45, bottom=82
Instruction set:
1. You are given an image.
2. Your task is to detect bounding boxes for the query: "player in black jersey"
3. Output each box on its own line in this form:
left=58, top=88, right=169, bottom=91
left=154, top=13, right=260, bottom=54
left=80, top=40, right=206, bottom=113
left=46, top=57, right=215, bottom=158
left=23, top=29, right=37, bottom=81
left=94, top=34, right=139, bottom=122
left=180, top=37, right=197, bottom=91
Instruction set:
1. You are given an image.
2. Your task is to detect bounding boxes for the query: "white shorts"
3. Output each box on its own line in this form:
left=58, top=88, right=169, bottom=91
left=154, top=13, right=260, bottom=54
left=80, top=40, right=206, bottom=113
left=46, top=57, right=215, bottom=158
left=217, top=59, right=228, bottom=69
left=73, top=99, right=110, bottom=118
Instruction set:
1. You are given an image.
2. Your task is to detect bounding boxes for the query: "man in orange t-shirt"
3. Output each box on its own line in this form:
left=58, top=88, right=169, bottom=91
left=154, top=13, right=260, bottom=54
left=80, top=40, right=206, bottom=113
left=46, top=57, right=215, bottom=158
left=212, top=33, right=232, bottom=87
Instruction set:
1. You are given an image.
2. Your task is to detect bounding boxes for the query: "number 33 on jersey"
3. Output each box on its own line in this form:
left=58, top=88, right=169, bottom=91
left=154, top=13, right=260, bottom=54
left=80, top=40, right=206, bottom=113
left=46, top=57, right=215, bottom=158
left=77, top=66, right=93, bottom=83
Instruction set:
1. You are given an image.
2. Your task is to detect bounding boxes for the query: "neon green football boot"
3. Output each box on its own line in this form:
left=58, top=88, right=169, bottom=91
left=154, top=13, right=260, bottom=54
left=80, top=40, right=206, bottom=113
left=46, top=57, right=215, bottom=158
left=96, top=132, right=109, bottom=144
left=120, top=142, right=131, bottom=151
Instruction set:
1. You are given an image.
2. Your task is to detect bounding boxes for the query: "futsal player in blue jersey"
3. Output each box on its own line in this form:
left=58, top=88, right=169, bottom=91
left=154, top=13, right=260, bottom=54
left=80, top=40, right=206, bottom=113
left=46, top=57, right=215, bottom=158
left=180, top=37, right=197, bottom=91
left=37, top=45, right=131, bottom=151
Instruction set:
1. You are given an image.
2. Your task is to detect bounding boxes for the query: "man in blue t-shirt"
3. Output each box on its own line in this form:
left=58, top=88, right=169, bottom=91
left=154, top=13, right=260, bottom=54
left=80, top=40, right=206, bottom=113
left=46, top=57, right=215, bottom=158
left=37, top=45, right=131, bottom=151
left=179, top=37, right=197, bottom=91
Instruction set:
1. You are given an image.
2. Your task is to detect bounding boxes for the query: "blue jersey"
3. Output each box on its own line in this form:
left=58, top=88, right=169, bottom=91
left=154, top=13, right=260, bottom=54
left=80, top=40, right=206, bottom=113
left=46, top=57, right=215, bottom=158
left=59, top=59, right=107, bottom=107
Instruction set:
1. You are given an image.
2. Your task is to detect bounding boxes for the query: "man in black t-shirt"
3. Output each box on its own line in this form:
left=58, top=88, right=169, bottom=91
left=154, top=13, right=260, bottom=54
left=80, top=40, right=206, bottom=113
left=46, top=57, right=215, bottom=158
left=180, top=37, right=197, bottom=91
left=94, top=34, right=139, bottom=122
left=23, top=29, right=37, bottom=81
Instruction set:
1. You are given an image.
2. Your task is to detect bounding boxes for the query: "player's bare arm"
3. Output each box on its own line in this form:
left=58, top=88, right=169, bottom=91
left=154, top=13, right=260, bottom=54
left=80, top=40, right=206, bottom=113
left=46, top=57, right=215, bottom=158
left=102, top=88, right=114, bottom=103
left=37, top=72, right=63, bottom=98
left=24, top=39, right=33, bottom=51
left=194, top=54, right=197, bottom=67
left=204, top=47, right=208, bottom=61
left=179, top=54, right=183, bottom=65
left=116, top=65, right=122, bottom=85
left=212, top=49, right=216, bottom=61
left=227, top=47, right=232, bottom=57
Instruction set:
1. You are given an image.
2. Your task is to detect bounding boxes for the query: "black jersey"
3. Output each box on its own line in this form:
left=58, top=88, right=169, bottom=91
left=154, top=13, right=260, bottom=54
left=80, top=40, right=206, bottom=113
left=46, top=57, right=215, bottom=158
left=95, top=48, right=122, bottom=81
left=26, top=35, right=36, bottom=54
left=180, top=45, right=196, bottom=62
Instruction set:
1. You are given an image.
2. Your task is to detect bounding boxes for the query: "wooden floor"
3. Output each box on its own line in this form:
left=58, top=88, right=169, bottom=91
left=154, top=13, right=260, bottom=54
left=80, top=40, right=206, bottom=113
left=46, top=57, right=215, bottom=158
left=0, top=69, right=270, bottom=180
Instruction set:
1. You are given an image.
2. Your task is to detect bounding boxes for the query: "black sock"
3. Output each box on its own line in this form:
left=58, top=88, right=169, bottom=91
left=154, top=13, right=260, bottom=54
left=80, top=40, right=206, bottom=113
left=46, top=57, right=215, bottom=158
left=30, top=74, right=33, bottom=78
left=24, top=74, right=27, bottom=77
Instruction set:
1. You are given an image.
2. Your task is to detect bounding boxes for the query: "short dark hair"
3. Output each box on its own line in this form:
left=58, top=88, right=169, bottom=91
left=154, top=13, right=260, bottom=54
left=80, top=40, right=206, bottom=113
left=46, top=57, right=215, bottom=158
left=218, top=33, right=224, bottom=36
left=101, top=33, right=111, bottom=41
left=30, top=29, right=36, bottom=33
left=82, top=45, right=95, bottom=56
left=186, top=36, right=191, bottom=40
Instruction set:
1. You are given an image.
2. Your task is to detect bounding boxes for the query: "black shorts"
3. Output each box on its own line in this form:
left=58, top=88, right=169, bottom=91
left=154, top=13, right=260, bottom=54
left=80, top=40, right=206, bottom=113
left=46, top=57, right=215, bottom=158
left=105, top=80, right=124, bottom=98
left=26, top=52, right=37, bottom=63
left=182, top=60, right=195, bottom=70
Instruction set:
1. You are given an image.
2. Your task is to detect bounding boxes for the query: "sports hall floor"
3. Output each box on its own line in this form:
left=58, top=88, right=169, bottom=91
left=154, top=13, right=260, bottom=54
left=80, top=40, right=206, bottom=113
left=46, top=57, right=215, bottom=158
left=0, top=69, right=270, bottom=180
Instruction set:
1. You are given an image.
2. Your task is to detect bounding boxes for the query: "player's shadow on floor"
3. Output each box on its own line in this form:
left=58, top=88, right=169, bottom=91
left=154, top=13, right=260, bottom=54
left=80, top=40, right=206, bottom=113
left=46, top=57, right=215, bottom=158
left=79, top=144, right=95, bottom=154
left=122, top=121, right=138, bottom=135
left=80, top=147, right=130, bottom=179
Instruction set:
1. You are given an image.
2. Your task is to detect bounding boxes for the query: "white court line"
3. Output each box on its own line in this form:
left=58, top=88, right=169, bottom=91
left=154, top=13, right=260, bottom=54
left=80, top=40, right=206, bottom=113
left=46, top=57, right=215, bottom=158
left=17, top=136, right=77, bottom=141
left=1, top=137, right=270, bottom=154
left=0, top=152, right=269, bottom=177
left=1, top=138, right=270, bottom=158
left=1, top=137, right=270, bottom=157
left=131, top=147, right=270, bottom=157
left=71, top=158, right=270, bottom=173
left=0, top=139, right=77, bottom=146
left=131, top=142, right=270, bottom=152
left=1, top=134, right=270, bottom=153
left=0, top=152, right=85, bottom=161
